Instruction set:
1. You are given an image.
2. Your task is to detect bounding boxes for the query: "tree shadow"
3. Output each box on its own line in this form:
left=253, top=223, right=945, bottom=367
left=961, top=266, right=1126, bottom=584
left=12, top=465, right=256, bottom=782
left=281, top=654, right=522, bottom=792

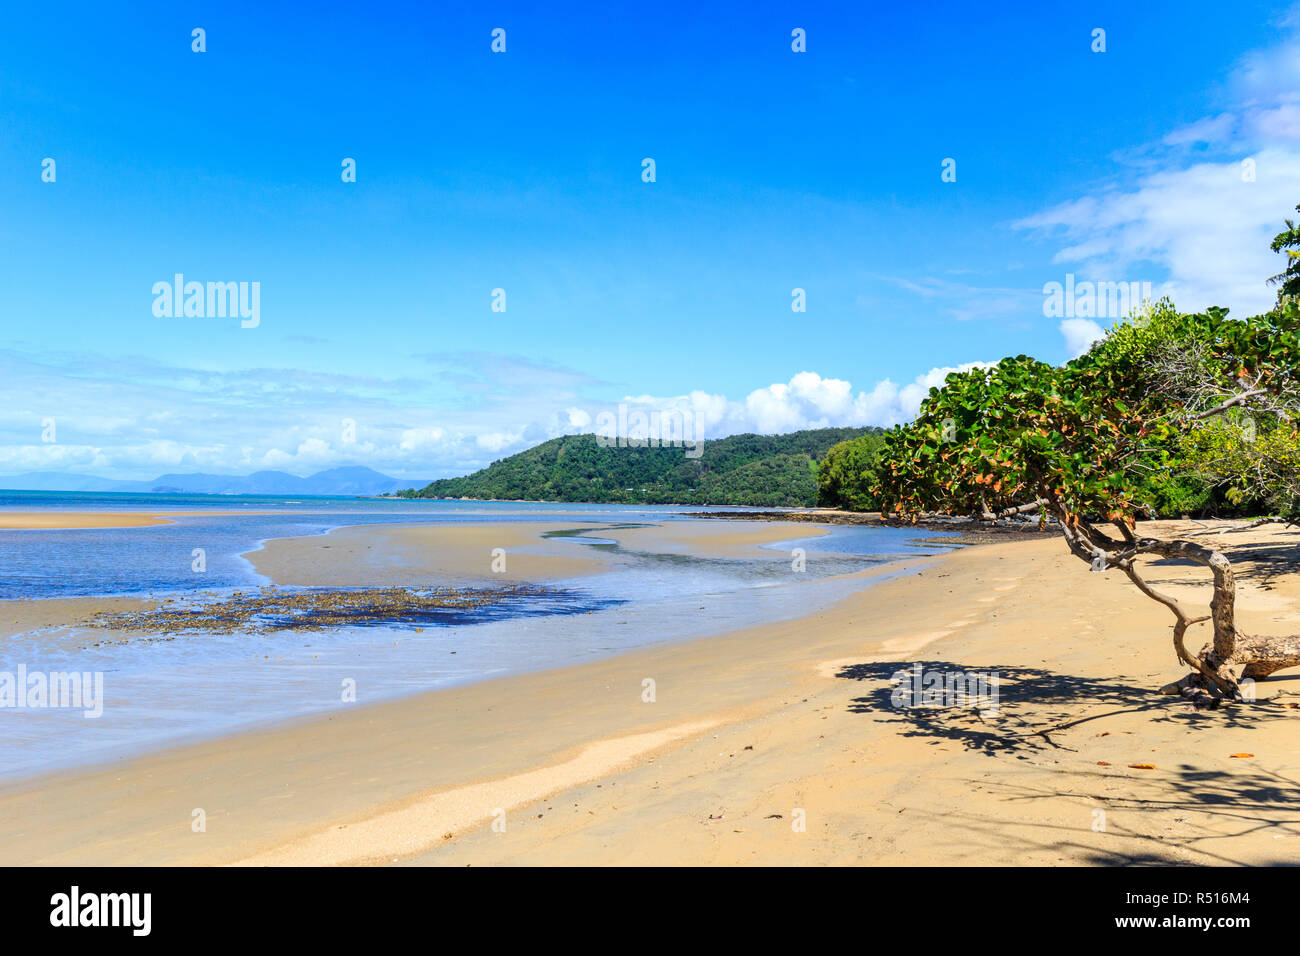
left=1175, top=524, right=1300, bottom=590
left=838, top=660, right=1300, bottom=864
left=921, top=763, right=1300, bottom=866
left=1216, top=539, right=1300, bottom=590
left=1121, top=544, right=1300, bottom=592
left=837, top=660, right=1295, bottom=756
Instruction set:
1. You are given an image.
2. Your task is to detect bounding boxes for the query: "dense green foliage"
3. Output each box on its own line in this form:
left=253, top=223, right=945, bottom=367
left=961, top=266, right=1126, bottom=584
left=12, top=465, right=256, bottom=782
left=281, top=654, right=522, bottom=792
left=1183, top=413, right=1300, bottom=516
left=404, top=428, right=876, bottom=506
left=1111, top=299, right=1300, bottom=519
left=873, top=353, right=1150, bottom=523
left=872, top=297, right=1300, bottom=524
left=816, top=432, right=888, bottom=509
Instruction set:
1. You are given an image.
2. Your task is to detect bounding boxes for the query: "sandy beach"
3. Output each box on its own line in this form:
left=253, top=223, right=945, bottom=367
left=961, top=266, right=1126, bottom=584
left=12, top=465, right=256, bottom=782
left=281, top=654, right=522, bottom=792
left=1, top=515, right=1298, bottom=866
left=0, top=510, right=289, bottom=530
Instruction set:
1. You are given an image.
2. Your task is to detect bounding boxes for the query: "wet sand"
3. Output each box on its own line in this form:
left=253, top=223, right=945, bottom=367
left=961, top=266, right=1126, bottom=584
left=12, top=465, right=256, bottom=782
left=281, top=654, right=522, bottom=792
left=250, top=521, right=609, bottom=584
left=0, top=510, right=282, bottom=530
left=245, top=519, right=827, bottom=584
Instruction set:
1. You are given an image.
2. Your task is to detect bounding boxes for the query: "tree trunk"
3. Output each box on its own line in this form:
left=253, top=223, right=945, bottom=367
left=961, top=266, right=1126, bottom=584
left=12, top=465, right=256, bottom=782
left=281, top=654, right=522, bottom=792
left=1052, top=508, right=1300, bottom=699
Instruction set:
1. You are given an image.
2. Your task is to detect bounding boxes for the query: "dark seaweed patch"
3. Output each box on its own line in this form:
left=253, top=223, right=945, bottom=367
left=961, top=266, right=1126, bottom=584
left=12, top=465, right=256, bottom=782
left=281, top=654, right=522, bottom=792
left=82, top=585, right=621, bottom=634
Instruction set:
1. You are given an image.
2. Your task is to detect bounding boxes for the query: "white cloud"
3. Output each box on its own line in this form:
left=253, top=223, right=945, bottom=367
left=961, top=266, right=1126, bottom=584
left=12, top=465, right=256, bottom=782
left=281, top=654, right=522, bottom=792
left=1162, top=112, right=1236, bottom=147
left=1060, top=318, right=1106, bottom=359
left=0, top=351, right=1002, bottom=481
left=475, top=430, right=523, bottom=452
left=1017, top=151, right=1300, bottom=316
left=398, top=427, right=446, bottom=452
left=1015, top=13, right=1300, bottom=317
left=743, top=371, right=857, bottom=432
left=603, top=366, right=994, bottom=440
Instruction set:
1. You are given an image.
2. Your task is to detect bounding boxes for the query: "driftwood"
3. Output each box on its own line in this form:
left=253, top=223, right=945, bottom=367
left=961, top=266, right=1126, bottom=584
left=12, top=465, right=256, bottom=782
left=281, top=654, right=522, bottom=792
left=976, top=498, right=1048, bottom=522
left=1240, top=516, right=1300, bottom=530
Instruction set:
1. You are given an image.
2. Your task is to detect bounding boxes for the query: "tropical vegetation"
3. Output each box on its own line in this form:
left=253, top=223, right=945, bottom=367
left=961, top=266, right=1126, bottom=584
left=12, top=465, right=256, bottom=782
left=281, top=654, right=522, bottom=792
left=402, top=428, right=877, bottom=507
left=858, top=212, right=1300, bottom=700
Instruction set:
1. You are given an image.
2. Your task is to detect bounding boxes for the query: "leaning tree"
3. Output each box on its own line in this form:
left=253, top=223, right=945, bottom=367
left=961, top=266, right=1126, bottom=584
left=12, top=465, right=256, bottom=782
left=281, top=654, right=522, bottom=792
left=873, top=301, right=1300, bottom=701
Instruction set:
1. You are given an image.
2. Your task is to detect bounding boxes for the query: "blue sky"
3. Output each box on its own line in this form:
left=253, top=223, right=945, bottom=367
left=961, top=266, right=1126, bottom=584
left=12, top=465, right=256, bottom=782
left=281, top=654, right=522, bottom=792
left=2, top=0, right=1299, bottom=480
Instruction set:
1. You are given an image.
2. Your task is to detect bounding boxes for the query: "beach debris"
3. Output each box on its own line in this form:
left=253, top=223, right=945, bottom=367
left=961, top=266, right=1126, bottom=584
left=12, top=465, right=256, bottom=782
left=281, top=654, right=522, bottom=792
left=1127, top=763, right=1156, bottom=770
left=1229, top=753, right=1255, bottom=758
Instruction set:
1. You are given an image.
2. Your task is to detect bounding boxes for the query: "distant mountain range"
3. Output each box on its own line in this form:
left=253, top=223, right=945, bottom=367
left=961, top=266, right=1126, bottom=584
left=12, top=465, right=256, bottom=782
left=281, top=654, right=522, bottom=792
left=0, top=466, right=418, bottom=496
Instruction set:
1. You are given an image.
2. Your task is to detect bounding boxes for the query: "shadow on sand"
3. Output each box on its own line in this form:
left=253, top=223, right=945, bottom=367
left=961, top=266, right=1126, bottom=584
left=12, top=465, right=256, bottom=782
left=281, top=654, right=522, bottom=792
left=836, top=660, right=1300, bottom=864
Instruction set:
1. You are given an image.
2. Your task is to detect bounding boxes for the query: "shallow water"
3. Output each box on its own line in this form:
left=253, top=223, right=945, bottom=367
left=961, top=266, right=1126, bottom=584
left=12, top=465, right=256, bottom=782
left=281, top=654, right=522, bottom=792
left=0, top=495, right=955, bottom=778
left=0, top=497, right=719, bottom=600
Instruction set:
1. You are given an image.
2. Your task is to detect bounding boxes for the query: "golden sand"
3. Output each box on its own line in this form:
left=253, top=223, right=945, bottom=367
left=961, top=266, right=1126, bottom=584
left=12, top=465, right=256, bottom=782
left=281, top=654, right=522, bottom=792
left=0, top=510, right=281, bottom=530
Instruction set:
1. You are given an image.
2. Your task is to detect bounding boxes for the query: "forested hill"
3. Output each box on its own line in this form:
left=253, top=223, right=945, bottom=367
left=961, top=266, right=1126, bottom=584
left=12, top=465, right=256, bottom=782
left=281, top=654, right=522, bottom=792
left=402, top=428, right=878, bottom=506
